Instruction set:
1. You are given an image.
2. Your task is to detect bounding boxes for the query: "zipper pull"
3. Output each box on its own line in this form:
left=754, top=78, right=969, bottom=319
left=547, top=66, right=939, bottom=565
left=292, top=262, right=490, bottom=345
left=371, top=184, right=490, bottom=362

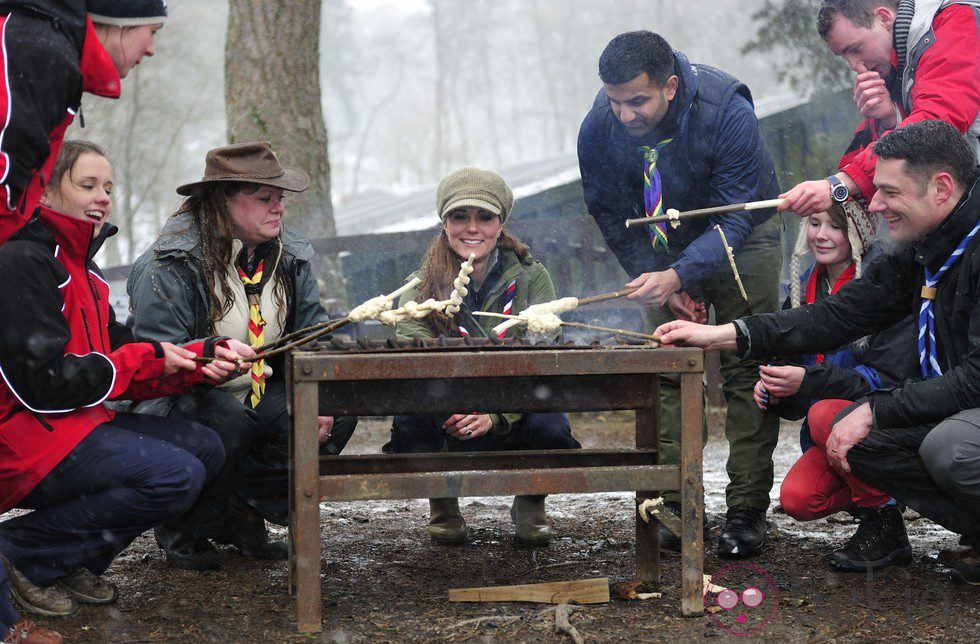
left=78, top=104, right=85, bottom=128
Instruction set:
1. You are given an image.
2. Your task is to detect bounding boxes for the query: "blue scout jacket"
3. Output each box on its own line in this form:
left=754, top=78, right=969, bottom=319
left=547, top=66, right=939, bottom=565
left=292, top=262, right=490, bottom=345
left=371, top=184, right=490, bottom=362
left=578, top=51, right=780, bottom=288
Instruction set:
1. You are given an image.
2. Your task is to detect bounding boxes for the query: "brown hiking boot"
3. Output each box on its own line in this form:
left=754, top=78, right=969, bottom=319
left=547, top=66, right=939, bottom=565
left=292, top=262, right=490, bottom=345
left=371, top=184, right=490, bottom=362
left=3, top=619, right=63, bottom=644
left=1, top=559, right=76, bottom=618
left=428, top=498, right=467, bottom=545
left=510, top=495, right=553, bottom=547
left=57, top=569, right=118, bottom=605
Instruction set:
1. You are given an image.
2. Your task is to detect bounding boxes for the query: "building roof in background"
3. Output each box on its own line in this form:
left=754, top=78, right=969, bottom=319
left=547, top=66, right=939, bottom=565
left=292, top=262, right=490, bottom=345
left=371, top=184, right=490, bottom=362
left=334, top=89, right=806, bottom=237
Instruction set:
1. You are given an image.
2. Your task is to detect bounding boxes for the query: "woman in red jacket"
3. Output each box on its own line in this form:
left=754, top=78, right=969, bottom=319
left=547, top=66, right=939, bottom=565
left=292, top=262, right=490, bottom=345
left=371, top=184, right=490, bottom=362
left=0, top=140, right=253, bottom=619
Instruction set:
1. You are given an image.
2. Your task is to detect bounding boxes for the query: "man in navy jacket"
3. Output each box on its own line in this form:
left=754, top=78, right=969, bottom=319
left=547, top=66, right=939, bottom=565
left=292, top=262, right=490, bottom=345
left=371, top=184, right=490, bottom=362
left=578, top=31, right=782, bottom=558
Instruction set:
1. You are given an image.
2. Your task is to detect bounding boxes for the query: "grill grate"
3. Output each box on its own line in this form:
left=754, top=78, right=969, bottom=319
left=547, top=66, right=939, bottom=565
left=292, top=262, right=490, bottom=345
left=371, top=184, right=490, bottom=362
left=298, top=334, right=652, bottom=354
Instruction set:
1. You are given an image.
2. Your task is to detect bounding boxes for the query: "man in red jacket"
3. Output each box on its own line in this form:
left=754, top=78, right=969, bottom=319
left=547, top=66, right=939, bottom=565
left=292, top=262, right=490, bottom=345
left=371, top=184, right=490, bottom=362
left=0, top=0, right=164, bottom=246
left=778, top=0, right=980, bottom=216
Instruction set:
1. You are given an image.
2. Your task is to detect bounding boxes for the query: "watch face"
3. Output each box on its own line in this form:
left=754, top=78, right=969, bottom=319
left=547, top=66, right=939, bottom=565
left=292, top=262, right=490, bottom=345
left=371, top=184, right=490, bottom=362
left=833, top=185, right=848, bottom=202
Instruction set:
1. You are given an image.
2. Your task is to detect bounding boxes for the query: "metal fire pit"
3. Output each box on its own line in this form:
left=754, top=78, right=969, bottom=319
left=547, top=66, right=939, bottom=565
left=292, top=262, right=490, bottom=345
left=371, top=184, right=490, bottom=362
left=287, top=340, right=704, bottom=632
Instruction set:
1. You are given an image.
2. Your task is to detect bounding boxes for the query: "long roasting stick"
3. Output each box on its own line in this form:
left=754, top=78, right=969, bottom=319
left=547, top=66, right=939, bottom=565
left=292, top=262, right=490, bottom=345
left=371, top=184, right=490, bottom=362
left=625, top=198, right=784, bottom=228
left=192, top=278, right=422, bottom=365
left=472, top=311, right=660, bottom=343
left=576, top=287, right=638, bottom=306
left=714, top=224, right=752, bottom=316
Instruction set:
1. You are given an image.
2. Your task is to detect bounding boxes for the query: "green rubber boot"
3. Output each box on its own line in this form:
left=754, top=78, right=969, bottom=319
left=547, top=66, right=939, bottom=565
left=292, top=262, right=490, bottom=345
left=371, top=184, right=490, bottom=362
left=511, top=495, right=553, bottom=546
left=428, top=498, right=467, bottom=545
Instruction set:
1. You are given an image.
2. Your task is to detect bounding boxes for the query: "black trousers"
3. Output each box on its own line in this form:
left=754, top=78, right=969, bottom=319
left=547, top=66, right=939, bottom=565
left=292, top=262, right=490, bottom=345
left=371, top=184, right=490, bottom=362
left=848, top=408, right=980, bottom=542
left=138, top=381, right=357, bottom=529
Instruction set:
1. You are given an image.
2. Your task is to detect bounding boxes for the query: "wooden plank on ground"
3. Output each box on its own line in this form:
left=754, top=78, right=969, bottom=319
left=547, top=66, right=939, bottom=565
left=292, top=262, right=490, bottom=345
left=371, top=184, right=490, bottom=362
left=448, top=578, right=610, bottom=604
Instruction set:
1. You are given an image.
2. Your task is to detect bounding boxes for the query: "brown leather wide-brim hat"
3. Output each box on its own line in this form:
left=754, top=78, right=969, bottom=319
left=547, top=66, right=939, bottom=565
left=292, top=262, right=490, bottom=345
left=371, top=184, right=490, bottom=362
left=176, top=141, right=311, bottom=196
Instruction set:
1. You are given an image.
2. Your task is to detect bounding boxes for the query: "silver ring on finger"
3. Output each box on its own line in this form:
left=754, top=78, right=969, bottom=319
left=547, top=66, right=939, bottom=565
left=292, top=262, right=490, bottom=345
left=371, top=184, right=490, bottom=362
left=465, top=429, right=473, bottom=436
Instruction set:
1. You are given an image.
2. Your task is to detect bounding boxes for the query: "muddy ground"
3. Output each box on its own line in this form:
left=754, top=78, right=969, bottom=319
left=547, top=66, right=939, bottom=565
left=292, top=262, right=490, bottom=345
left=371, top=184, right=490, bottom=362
left=21, top=412, right=980, bottom=642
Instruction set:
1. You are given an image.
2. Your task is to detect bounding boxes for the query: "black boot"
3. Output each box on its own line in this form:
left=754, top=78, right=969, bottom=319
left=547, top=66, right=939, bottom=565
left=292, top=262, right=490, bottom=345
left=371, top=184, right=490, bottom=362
left=949, top=549, right=980, bottom=586
left=658, top=500, right=708, bottom=553
left=218, top=497, right=288, bottom=560
left=830, top=505, right=912, bottom=571
left=154, top=521, right=220, bottom=571
left=717, top=505, right=767, bottom=558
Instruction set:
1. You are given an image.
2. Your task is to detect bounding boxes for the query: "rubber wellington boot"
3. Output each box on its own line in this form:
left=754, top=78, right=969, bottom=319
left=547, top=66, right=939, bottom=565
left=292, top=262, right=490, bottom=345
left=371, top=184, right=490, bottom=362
left=511, top=495, right=553, bottom=547
left=428, top=498, right=467, bottom=544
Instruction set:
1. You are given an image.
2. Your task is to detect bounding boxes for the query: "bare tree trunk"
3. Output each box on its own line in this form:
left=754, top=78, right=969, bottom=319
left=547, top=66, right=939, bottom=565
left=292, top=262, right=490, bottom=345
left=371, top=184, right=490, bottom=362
left=225, top=0, right=344, bottom=300
left=225, top=0, right=334, bottom=239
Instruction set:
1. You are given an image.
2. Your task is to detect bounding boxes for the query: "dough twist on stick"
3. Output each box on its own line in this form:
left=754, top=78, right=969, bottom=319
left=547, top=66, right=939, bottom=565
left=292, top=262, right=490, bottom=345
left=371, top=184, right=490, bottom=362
left=374, top=255, right=476, bottom=326
left=347, top=277, right=422, bottom=323
left=444, top=254, right=475, bottom=316
left=491, top=297, right=579, bottom=335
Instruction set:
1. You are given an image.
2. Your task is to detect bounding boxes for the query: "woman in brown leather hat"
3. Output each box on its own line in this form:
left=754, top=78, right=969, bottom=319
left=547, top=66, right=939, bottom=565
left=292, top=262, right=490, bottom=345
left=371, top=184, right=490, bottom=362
left=127, top=141, right=357, bottom=571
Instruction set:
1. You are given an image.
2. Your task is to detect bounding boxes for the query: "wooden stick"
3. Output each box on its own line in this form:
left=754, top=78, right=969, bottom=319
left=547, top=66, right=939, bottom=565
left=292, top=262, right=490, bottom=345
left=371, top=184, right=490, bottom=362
left=191, top=317, right=352, bottom=364
left=448, top=578, right=610, bottom=604
left=625, top=198, right=784, bottom=228
left=472, top=311, right=660, bottom=343
left=253, top=316, right=346, bottom=353
left=576, top=287, right=637, bottom=306
left=714, top=224, right=753, bottom=316
left=560, top=320, right=660, bottom=343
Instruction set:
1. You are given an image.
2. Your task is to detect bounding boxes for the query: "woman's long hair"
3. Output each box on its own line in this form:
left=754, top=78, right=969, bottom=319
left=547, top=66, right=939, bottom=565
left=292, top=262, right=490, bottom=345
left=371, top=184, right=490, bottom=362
left=415, top=227, right=530, bottom=334
left=48, top=140, right=108, bottom=193
left=165, top=182, right=287, bottom=332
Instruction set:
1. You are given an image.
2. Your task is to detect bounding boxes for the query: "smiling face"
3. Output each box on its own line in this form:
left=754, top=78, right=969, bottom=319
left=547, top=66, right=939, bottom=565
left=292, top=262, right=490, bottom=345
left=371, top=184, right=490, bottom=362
left=226, top=185, right=286, bottom=249
left=443, top=206, right=503, bottom=264
left=806, top=210, right=853, bottom=274
left=603, top=72, right=678, bottom=138
left=43, top=152, right=113, bottom=236
left=97, top=23, right=163, bottom=78
left=823, top=10, right=895, bottom=76
left=869, top=158, right=953, bottom=244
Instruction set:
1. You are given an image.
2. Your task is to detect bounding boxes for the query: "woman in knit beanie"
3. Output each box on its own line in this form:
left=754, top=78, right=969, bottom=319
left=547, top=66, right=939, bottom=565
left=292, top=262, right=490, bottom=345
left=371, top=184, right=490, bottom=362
left=388, top=167, right=580, bottom=548
left=757, top=199, right=919, bottom=573
left=787, top=200, right=879, bottom=309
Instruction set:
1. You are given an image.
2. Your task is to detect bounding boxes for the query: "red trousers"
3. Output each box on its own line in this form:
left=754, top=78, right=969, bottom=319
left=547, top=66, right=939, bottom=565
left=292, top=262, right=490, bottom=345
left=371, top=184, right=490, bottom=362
left=780, top=399, right=891, bottom=520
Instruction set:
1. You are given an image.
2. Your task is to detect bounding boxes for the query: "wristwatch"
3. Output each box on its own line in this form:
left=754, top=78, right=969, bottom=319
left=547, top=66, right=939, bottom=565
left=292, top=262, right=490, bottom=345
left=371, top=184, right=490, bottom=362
left=827, top=175, right=849, bottom=203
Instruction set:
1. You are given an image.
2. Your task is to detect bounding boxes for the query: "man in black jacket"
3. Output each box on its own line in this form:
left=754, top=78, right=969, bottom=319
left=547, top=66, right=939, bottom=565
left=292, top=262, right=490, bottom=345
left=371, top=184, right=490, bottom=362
left=655, top=120, right=980, bottom=583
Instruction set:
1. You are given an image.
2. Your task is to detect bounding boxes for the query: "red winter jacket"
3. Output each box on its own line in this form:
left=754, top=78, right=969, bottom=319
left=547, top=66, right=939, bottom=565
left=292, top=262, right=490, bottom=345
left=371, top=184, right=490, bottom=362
left=0, top=208, right=222, bottom=511
left=0, top=1, right=121, bottom=246
left=841, top=3, right=980, bottom=198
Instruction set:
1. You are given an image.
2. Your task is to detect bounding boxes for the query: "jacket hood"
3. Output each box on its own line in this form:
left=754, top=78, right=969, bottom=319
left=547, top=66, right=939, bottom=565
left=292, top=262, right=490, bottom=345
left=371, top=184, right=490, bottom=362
left=2, top=0, right=88, bottom=53
left=152, top=211, right=315, bottom=263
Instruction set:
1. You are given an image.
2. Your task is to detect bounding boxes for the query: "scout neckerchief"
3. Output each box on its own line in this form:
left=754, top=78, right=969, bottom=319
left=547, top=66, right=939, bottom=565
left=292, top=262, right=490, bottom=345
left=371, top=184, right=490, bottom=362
left=497, top=279, right=518, bottom=338
left=238, top=260, right=266, bottom=407
left=639, top=138, right=674, bottom=251
left=805, top=262, right=856, bottom=364
left=918, top=220, right=980, bottom=379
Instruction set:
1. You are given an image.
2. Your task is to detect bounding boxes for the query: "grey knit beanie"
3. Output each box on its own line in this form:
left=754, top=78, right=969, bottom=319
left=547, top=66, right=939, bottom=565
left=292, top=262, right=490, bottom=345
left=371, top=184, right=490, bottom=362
left=436, top=167, right=514, bottom=223
left=88, top=0, right=168, bottom=27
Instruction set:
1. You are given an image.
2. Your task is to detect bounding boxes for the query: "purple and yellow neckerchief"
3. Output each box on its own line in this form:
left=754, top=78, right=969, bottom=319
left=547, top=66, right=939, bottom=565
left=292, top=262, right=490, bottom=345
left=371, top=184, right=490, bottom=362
left=639, top=138, right=674, bottom=251
left=918, top=219, right=980, bottom=379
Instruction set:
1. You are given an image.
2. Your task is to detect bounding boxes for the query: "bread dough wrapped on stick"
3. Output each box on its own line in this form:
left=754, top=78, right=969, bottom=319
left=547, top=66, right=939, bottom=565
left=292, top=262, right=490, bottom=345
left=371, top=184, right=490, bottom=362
left=374, top=254, right=476, bottom=326
left=347, top=277, right=422, bottom=322
left=491, top=297, right=579, bottom=336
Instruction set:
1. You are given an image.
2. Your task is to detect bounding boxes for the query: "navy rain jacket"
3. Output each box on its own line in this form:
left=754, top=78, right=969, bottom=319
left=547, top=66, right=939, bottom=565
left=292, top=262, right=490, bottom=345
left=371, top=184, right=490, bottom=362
left=577, top=51, right=780, bottom=288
